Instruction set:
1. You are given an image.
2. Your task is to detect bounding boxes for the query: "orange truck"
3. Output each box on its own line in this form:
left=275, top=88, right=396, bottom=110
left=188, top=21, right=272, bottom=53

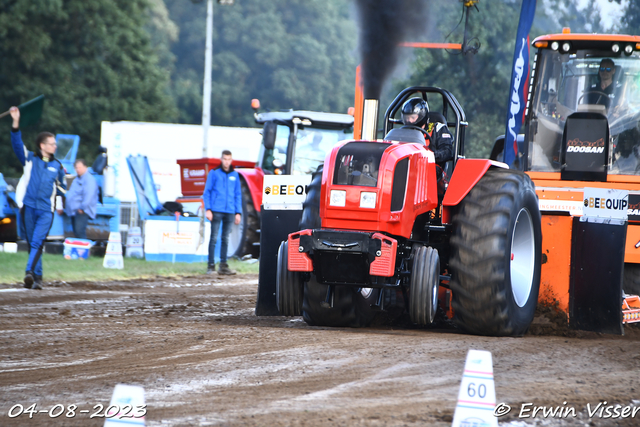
left=491, top=31, right=640, bottom=332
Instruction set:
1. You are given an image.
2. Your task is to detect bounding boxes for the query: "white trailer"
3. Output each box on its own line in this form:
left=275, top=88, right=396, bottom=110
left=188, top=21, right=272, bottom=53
left=100, top=121, right=262, bottom=204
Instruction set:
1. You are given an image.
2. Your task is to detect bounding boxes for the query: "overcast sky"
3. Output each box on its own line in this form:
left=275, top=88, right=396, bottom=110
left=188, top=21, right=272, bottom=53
left=580, top=0, right=626, bottom=28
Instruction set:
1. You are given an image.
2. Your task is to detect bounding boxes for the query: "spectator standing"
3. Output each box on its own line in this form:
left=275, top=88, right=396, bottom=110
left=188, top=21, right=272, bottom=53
left=9, top=106, right=66, bottom=289
left=202, top=150, right=242, bottom=275
left=64, top=159, right=99, bottom=239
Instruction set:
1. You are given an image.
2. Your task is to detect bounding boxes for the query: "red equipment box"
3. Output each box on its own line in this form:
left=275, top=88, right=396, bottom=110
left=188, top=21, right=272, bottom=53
left=177, top=158, right=255, bottom=197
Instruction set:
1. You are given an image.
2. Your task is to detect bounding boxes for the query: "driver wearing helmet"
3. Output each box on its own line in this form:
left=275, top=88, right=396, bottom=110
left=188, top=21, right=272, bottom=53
left=401, top=98, right=453, bottom=165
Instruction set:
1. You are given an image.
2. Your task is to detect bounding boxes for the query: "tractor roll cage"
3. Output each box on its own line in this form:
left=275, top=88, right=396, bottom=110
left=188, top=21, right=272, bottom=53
left=383, top=86, right=468, bottom=167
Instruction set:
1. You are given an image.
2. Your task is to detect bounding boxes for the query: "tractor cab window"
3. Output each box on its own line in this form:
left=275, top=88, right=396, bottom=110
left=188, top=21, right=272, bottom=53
left=259, top=124, right=289, bottom=174
left=293, top=128, right=353, bottom=176
left=333, top=142, right=390, bottom=187
left=529, top=48, right=640, bottom=175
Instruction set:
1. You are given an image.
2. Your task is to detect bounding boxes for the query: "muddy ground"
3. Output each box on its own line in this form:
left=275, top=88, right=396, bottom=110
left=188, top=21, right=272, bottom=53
left=1, top=274, right=639, bottom=427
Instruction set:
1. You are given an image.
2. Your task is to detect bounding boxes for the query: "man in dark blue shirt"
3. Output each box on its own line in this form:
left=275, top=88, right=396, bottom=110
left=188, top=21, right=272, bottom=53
left=9, top=106, right=66, bottom=289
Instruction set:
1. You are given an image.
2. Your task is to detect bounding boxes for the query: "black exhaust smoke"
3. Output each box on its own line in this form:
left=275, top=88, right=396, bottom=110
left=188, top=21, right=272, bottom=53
left=354, top=0, right=430, bottom=99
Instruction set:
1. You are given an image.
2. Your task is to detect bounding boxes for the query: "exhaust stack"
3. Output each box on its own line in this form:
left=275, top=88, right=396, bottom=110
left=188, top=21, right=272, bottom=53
left=361, top=99, right=379, bottom=141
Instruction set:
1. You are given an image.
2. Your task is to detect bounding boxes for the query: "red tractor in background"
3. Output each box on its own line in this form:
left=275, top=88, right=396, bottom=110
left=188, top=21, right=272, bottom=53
left=276, top=86, right=543, bottom=337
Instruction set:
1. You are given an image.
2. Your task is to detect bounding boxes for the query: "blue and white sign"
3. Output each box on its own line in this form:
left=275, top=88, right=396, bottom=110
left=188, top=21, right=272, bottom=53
left=504, top=0, right=537, bottom=167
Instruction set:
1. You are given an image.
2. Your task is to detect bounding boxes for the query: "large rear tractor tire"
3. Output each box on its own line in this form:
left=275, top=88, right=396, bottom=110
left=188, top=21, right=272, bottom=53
left=299, top=164, right=323, bottom=230
left=624, top=263, right=640, bottom=296
left=302, top=276, right=380, bottom=327
left=228, top=179, right=260, bottom=259
left=276, top=241, right=303, bottom=316
left=449, top=168, right=541, bottom=336
left=409, top=246, right=440, bottom=326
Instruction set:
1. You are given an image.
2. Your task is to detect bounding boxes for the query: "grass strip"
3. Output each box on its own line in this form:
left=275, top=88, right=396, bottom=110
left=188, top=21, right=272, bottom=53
left=0, top=252, right=258, bottom=285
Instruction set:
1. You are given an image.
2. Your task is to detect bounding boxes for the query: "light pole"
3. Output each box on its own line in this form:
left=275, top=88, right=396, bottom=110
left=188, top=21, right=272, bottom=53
left=202, top=0, right=234, bottom=158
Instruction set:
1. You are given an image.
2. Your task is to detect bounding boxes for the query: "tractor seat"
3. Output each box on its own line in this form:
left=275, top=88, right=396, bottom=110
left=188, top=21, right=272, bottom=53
left=383, top=127, right=426, bottom=145
left=428, top=111, right=447, bottom=125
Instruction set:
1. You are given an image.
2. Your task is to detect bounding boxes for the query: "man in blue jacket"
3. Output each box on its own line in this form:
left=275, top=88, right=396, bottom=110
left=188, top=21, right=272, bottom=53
left=9, top=106, right=66, bottom=289
left=203, top=150, right=242, bottom=275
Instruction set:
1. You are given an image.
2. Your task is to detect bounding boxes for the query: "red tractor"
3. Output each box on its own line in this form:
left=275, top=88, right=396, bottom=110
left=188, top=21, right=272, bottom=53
left=276, top=86, right=543, bottom=336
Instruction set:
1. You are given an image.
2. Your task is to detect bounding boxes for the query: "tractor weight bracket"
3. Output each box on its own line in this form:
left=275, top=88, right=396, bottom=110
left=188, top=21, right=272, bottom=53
left=303, top=230, right=382, bottom=259
left=320, top=241, right=359, bottom=249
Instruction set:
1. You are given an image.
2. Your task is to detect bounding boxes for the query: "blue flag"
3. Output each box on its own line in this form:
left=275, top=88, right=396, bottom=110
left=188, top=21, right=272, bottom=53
left=504, top=0, right=536, bottom=167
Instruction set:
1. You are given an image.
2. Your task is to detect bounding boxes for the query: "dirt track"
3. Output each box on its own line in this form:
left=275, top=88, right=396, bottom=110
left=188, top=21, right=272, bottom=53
left=1, top=274, right=640, bottom=426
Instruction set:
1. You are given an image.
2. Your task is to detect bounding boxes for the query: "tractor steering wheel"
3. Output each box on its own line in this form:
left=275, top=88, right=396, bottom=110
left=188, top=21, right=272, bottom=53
left=401, top=125, right=432, bottom=145
left=578, top=90, right=611, bottom=108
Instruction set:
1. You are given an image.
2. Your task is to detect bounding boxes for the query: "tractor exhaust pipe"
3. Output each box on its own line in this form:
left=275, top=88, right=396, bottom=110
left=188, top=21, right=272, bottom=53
left=361, top=99, right=379, bottom=141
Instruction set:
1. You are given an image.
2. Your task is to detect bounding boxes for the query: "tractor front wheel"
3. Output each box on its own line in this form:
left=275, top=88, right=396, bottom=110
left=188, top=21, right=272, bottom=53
left=226, top=179, right=259, bottom=259
left=276, top=241, right=303, bottom=316
left=299, top=164, right=323, bottom=230
left=449, top=168, right=542, bottom=336
left=409, top=246, right=440, bottom=326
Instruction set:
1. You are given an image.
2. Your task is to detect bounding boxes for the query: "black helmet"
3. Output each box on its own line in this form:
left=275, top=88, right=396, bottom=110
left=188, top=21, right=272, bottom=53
left=401, top=98, right=429, bottom=128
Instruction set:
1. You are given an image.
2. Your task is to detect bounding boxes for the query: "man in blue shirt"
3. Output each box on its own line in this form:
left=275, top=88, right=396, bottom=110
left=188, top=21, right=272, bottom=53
left=9, top=106, right=66, bottom=289
left=202, top=150, right=242, bottom=275
left=65, top=159, right=99, bottom=239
